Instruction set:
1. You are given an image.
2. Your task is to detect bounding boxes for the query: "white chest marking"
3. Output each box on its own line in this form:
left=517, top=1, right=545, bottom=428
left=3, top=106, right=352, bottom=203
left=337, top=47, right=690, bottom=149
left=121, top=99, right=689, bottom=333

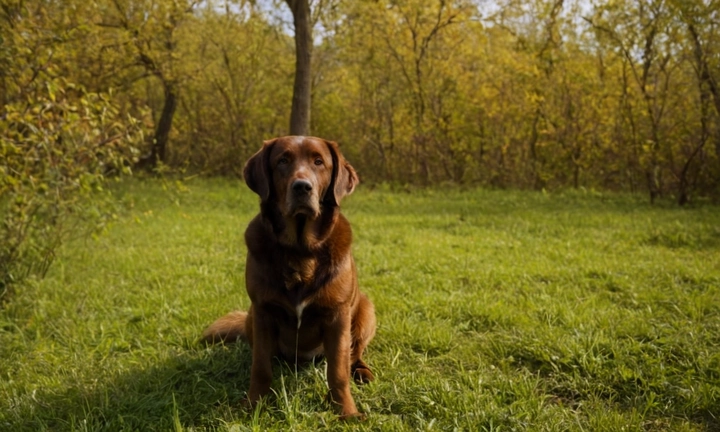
left=296, top=299, right=310, bottom=329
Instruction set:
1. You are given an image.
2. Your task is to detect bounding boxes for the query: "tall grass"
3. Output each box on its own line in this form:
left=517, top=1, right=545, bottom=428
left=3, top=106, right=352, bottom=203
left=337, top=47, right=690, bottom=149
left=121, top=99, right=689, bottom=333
left=1, top=179, right=718, bottom=431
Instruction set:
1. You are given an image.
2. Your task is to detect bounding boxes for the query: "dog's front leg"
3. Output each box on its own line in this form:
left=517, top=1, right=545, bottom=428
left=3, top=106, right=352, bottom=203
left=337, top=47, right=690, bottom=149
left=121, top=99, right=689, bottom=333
left=324, top=309, right=360, bottom=419
left=246, top=308, right=275, bottom=406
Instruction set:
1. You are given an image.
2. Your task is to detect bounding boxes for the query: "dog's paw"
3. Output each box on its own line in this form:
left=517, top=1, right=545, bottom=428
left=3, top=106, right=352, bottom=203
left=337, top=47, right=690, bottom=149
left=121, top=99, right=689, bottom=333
left=339, top=412, right=366, bottom=422
left=240, top=397, right=259, bottom=411
left=351, top=360, right=375, bottom=384
left=325, top=391, right=366, bottom=420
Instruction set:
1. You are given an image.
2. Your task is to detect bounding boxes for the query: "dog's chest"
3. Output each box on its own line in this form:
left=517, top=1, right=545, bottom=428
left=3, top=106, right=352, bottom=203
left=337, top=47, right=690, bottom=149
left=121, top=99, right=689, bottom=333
left=281, top=256, right=322, bottom=327
left=283, top=256, right=318, bottom=291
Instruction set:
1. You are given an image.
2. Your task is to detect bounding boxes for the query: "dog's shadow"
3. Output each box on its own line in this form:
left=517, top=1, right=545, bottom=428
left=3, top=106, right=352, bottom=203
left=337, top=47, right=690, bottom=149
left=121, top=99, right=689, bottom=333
left=14, top=342, right=330, bottom=430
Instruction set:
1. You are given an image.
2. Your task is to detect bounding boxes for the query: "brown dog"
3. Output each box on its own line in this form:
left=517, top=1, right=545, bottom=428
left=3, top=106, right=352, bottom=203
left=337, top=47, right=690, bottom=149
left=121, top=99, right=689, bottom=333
left=202, top=136, right=376, bottom=419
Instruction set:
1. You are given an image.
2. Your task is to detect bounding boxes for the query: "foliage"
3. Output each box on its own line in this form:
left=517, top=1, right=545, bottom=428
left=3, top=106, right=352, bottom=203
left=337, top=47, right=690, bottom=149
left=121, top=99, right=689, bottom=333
left=313, top=0, right=720, bottom=201
left=173, top=4, right=294, bottom=174
left=1, top=180, right=718, bottom=430
left=5, top=0, right=719, bottom=203
left=0, top=2, right=147, bottom=299
left=0, top=79, right=146, bottom=299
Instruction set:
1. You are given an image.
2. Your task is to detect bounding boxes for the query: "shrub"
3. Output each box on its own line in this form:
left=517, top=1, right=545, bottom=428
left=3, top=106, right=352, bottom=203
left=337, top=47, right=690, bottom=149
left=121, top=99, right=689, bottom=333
left=0, top=76, right=146, bottom=301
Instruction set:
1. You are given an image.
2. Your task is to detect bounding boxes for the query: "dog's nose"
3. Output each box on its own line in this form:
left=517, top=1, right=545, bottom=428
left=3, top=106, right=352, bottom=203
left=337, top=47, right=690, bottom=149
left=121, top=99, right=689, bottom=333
left=292, top=179, right=312, bottom=194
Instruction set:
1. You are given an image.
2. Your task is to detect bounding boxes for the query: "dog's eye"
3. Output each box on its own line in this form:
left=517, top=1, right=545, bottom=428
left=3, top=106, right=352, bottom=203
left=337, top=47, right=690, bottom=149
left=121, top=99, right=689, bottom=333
left=314, top=158, right=323, bottom=166
left=278, top=157, right=289, bottom=165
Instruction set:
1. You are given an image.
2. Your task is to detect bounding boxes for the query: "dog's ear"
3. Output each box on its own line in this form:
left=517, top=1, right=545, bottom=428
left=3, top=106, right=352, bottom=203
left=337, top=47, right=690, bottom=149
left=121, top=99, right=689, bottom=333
left=324, top=140, right=359, bottom=206
left=243, top=138, right=277, bottom=201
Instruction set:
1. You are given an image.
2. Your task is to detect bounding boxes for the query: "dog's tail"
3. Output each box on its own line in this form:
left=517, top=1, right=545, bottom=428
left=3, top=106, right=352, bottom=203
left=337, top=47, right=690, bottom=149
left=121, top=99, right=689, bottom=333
left=201, top=311, right=249, bottom=344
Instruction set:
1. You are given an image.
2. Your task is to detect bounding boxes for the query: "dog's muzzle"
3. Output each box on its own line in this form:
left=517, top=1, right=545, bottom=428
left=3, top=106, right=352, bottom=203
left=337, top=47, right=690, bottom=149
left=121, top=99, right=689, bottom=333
left=287, top=179, right=319, bottom=217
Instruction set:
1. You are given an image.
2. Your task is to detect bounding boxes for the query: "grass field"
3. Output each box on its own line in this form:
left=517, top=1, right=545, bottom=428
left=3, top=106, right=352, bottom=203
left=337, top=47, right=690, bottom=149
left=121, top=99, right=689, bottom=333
left=1, top=179, right=719, bottom=431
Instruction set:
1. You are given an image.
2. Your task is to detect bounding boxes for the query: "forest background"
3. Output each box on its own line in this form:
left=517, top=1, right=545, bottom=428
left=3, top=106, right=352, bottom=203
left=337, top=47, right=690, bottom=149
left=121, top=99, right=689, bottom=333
left=4, top=0, right=720, bottom=200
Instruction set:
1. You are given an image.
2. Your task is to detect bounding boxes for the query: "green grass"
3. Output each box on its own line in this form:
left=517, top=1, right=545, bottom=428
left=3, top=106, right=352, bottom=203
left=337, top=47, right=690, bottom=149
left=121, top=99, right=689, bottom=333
left=1, top=179, right=719, bottom=431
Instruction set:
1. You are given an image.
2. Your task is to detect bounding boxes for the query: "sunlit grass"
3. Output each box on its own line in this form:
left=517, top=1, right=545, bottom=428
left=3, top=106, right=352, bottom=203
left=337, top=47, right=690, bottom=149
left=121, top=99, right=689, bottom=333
left=1, top=179, right=718, bottom=431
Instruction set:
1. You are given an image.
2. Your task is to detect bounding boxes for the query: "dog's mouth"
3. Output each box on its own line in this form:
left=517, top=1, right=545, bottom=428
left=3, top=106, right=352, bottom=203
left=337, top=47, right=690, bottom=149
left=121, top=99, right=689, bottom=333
left=290, top=205, right=317, bottom=217
left=286, top=197, right=321, bottom=219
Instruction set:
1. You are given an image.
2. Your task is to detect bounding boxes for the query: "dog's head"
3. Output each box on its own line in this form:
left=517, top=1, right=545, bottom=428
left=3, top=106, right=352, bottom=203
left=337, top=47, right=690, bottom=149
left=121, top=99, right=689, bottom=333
left=244, top=136, right=358, bottom=219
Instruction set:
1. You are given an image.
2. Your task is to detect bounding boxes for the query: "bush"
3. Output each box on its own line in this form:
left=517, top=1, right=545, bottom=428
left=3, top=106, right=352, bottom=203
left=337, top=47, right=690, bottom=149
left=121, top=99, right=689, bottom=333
left=0, top=77, right=146, bottom=301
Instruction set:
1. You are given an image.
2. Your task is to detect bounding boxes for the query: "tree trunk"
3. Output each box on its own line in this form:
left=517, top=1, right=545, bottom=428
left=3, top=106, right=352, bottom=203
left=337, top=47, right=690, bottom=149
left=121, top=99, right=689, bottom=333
left=286, top=0, right=312, bottom=136
left=138, top=82, right=177, bottom=170
left=152, top=83, right=177, bottom=166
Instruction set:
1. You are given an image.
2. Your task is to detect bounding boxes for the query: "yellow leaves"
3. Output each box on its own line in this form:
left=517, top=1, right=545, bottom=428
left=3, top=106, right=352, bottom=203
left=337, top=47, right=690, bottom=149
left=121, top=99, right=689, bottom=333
left=527, top=91, right=546, bottom=105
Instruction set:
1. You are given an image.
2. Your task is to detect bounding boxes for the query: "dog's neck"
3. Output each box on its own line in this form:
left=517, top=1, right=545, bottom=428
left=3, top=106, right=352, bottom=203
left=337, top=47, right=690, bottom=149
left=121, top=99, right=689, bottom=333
left=261, top=201, right=339, bottom=252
